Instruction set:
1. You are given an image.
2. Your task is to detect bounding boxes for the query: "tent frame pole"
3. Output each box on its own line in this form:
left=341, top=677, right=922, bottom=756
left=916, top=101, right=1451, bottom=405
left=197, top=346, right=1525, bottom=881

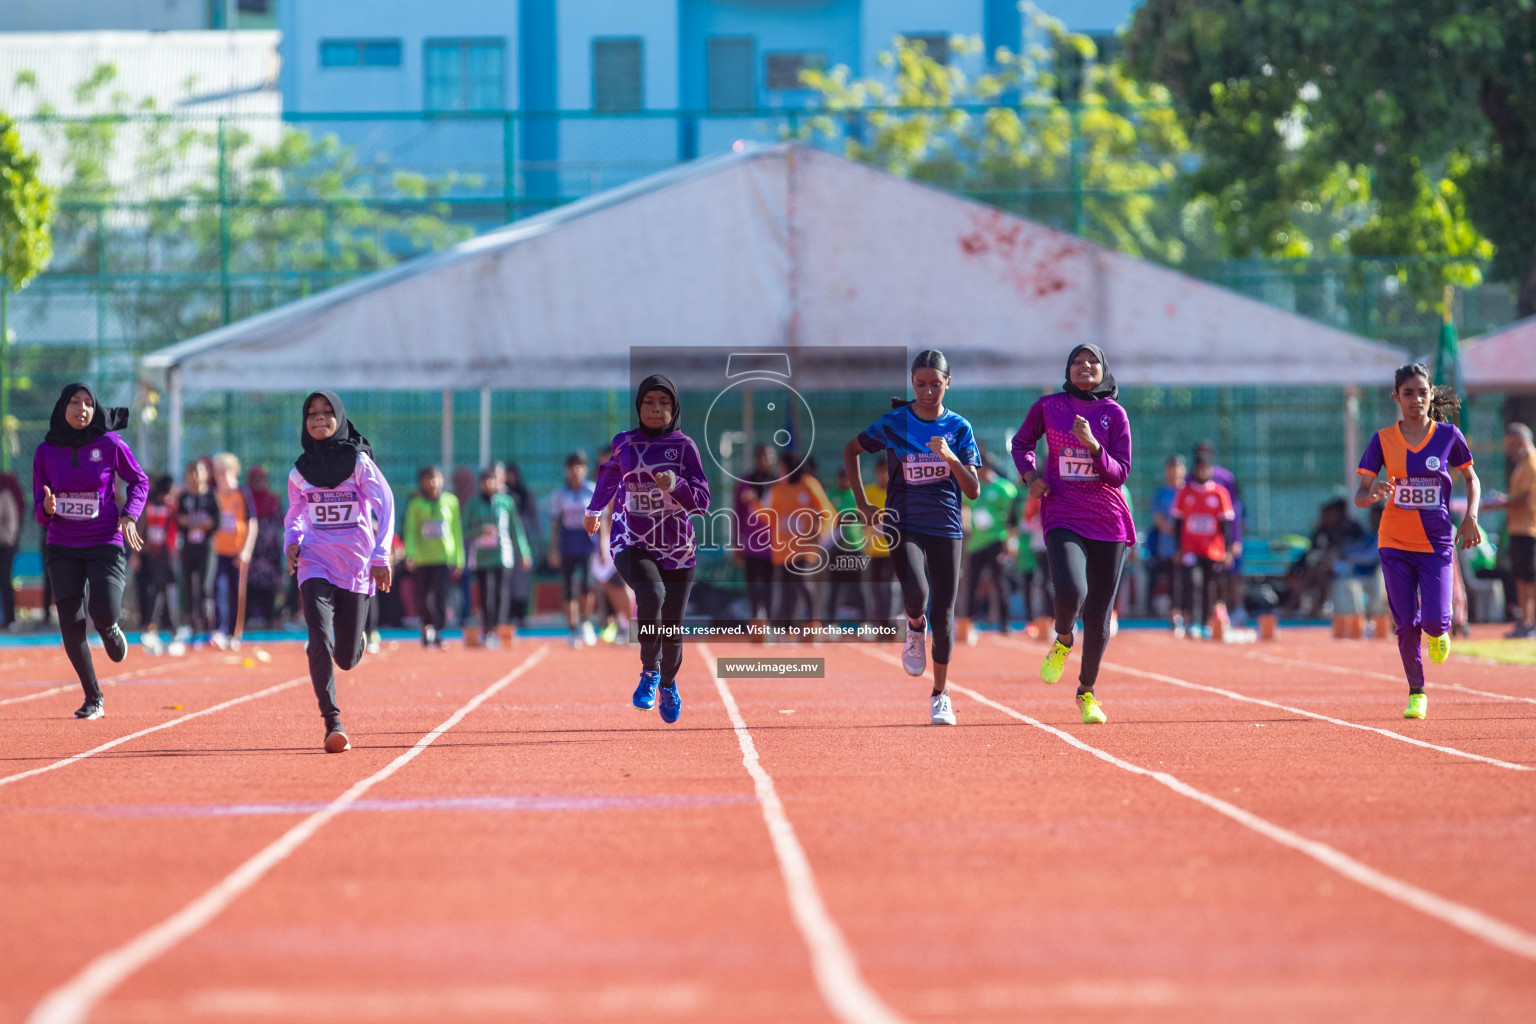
left=1343, top=384, right=1361, bottom=494
left=168, top=368, right=184, bottom=474
left=479, top=387, right=492, bottom=469
left=441, top=390, right=454, bottom=473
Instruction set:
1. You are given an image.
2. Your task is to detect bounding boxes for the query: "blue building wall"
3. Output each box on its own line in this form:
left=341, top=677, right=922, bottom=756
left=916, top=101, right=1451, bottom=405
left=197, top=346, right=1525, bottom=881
left=277, top=0, right=1142, bottom=205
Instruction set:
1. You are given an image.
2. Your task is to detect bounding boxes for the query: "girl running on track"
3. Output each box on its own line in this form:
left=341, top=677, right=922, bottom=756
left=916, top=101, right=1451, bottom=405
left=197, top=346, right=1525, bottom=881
left=32, top=383, right=148, bottom=720
left=844, top=350, right=981, bottom=726
left=1354, top=364, right=1481, bottom=720
left=585, top=374, right=710, bottom=724
left=285, top=391, right=394, bottom=753
left=1010, top=345, right=1135, bottom=725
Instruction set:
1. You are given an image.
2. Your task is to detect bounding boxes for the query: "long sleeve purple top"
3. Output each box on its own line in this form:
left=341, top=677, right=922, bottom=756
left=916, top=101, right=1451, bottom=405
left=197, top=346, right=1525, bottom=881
left=587, top=428, right=711, bottom=570
left=32, top=433, right=150, bottom=548
left=283, top=454, right=396, bottom=595
left=1011, top=392, right=1136, bottom=544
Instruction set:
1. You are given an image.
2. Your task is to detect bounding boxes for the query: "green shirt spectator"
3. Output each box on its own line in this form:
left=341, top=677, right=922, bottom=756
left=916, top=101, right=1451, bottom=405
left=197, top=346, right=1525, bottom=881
left=463, top=491, right=530, bottom=570
left=404, top=492, right=464, bottom=568
left=966, top=474, right=1018, bottom=554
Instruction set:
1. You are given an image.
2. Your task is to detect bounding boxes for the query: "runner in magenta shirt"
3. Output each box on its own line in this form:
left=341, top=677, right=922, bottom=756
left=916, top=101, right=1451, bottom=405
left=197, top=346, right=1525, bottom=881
left=1010, top=345, right=1135, bottom=724
left=32, top=383, right=148, bottom=720
left=284, top=390, right=394, bottom=753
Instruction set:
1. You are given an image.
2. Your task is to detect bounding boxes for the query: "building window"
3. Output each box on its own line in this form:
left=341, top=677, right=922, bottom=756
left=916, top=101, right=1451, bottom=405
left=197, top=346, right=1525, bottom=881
left=708, top=36, right=755, bottom=110
left=904, top=33, right=950, bottom=65
left=593, top=37, right=643, bottom=112
left=320, top=39, right=403, bottom=68
left=425, top=39, right=505, bottom=111
left=764, top=51, right=827, bottom=91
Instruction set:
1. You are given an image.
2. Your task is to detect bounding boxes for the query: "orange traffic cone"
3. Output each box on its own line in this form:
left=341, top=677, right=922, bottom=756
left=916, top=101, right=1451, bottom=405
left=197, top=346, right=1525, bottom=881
left=1258, top=613, right=1278, bottom=641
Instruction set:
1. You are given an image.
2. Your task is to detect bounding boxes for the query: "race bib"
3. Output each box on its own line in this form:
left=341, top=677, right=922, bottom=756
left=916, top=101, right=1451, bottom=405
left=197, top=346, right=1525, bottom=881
left=1185, top=513, right=1217, bottom=536
left=188, top=529, right=206, bottom=544
left=421, top=519, right=446, bottom=540
left=973, top=507, right=995, bottom=531
left=626, top=488, right=667, bottom=514
left=146, top=525, right=167, bottom=545
left=56, top=492, right=100, bottom=521
left=1393, top=477, right=1441, bottom=510
left=1058, top=451, right=1099, bottom=481
left=903, top=453, right=951, bottom=485
left=308, top=490, right=361, bottom=531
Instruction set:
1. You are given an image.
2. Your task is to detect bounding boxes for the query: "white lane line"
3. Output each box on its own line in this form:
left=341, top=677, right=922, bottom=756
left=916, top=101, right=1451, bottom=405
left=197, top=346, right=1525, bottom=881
left=698, top=644, right=908, bottom=1024
left=1246, top=650, right=1536, bottom=706
left=0, top=685, right=76, bottom=707
left=867, top=644, right=1536, bottom=963
left=989, top=637, right=1532, bottom=772
left=26, top=645, right=549, bottom=1024
left=0, top=677, right=308, bottom=789
left=0, top=663, right=173, bottom=707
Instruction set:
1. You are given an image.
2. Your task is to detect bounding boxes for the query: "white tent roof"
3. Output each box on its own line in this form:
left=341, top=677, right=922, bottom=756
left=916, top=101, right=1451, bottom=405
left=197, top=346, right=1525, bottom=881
left=1462, top=316, right=1536, bottom=393
left=141, top=143, right=1407, bottom=391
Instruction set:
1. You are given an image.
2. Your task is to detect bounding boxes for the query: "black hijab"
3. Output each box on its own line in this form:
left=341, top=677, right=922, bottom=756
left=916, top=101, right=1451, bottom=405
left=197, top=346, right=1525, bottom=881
left=295, top=390, right=374, bottom=489
left=44, top=383, right=129, bottom=448
left=635, top=374, right=681, bottom=438
left=1062, top=344, right=1118, bottom=402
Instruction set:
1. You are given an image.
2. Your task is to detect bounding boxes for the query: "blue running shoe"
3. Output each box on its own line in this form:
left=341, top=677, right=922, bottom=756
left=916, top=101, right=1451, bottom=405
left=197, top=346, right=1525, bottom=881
left=658, top=684, right=681, bottom=724
left=632, top=670, right=660, bottom=711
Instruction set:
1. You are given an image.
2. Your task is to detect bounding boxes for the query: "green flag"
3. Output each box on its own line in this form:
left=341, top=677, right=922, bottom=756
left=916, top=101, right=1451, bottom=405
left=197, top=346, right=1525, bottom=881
left=1434, top=287, right=1461, bottom=425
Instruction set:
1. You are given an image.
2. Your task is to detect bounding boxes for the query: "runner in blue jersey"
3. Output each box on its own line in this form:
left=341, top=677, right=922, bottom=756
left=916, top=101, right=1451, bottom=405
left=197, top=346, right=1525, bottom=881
left=843, top=350, right=981, bottom=725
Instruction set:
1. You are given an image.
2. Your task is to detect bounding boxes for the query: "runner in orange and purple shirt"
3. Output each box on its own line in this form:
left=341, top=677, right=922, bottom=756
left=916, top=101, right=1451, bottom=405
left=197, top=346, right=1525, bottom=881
left=1354, top=364, right=1482, bottom=720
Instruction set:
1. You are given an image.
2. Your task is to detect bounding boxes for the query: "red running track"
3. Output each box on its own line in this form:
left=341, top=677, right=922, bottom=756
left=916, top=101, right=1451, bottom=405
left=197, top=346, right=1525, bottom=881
left=1, top=628, right=1534, bottom=1023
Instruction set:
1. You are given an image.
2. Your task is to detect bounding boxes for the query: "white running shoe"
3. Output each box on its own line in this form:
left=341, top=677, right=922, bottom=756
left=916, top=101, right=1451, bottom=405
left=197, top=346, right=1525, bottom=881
left=174, top=625, right=192, bottom=643
left=141, top=631, right=165, bottom=656
left=580, top=621, right=597, bottom=647
left=901, top=619, right=927, bottom=677
left=166, top=641, right=188, bottom=657
left=930, top=691, right=956, bottom=725
left=209, top=631, right=231, bottom=651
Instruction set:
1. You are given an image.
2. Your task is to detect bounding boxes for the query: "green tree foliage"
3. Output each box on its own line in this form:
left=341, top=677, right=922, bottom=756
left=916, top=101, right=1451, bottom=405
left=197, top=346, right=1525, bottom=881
left=0, top=110, right=55, bottom=290
left=1125, top=0, right=1531, bottom=311
left=797, top=27, right=1205, bottom=264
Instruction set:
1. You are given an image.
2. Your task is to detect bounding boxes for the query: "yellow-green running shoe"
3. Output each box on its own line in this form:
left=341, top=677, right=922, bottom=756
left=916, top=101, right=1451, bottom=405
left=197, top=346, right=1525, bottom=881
left=1041, top=640, right=1072, bottom=684
left=1427, top=633, right=1449, bottom=664
left=1078, top=691, right=1107, bottom=724
left=1403, top=692, right=1428, bottom=719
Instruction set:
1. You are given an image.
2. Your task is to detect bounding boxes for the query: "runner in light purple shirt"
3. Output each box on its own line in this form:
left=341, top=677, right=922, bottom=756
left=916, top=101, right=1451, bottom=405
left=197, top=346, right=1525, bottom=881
left=284, top=390, right=394, bottom=753
left=31, top=383, right=149, bottom=719
left=1010, top=345, right=1135, bottom=724
left=586, top=374, right=710, bottom=725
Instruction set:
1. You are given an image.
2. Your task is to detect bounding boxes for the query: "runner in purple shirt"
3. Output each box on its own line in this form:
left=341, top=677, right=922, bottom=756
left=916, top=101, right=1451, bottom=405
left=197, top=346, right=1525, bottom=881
left=284, top=390, right=394, bottom=753
left=1010, top=345, right=1136, bottom=725
left=32, top=383, right=149, bottom=719
left=586, top=374, right=710, bottom=725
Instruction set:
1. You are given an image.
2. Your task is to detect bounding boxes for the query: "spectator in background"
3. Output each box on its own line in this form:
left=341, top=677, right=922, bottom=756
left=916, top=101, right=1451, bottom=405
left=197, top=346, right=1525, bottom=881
left=245, top=466, right=286, bottom=628
left=1147, top=455, right=1186, bottom=628
left=961, top=455, right=1018, bottom=642
left=825, top=464, right=870, bottom=622
left=210, top=452, right=257, bottom=648
left=135, top=475, right=180, bottom=655
left=549, top=451, right=598, bottom=648
left=0, top=471, right=23, bottom=629
left=1172, top=453, right=1236, bottom=637
left=1195, top=441, right=1247, bottom=620
left=735, top=444, right=779, bottom=625
left=176, top=458, right=220, bottom=643
left=1486, top=423, right=1536, bottom=636
left=502, top=461, right=539, bottom=628
left=865, top=457, right=896, bottom=621
left=1285, top=498, right=1364, bottom=616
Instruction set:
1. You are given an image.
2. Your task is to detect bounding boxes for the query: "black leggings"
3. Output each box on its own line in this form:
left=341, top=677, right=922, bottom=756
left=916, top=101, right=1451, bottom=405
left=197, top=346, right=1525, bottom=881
left=215, top=554, right=243, bottom=634
left=1045, top=528, right=1128, bottom=691
left=415, top=563, right=453, bottom=636
left=476, top=566, right=509, bottom=627
left=772, top=560, right=819, bottom=626
left=181, top=544, right=215, bottom=634
left=964, top=541, right=1012, bottom=629
left=743, top=554, right=774, bottom=620
left=868, top=555, right=896, bottom=621
left=1180, top=556, right=1222, bottom=626
left=891, top=527, right=963, bottom=666
left=300, top=577, right=370, bottom=725
left=614, top=546, right=695, bottom=686
left=135, top=551, right=178, bottom=631
left=46, top=544, right=127, bottom=700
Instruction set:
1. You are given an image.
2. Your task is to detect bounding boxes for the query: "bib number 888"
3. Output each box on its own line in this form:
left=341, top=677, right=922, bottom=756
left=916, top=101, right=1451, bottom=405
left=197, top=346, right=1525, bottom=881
left=1394, top=485, right=1437, bottom=509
